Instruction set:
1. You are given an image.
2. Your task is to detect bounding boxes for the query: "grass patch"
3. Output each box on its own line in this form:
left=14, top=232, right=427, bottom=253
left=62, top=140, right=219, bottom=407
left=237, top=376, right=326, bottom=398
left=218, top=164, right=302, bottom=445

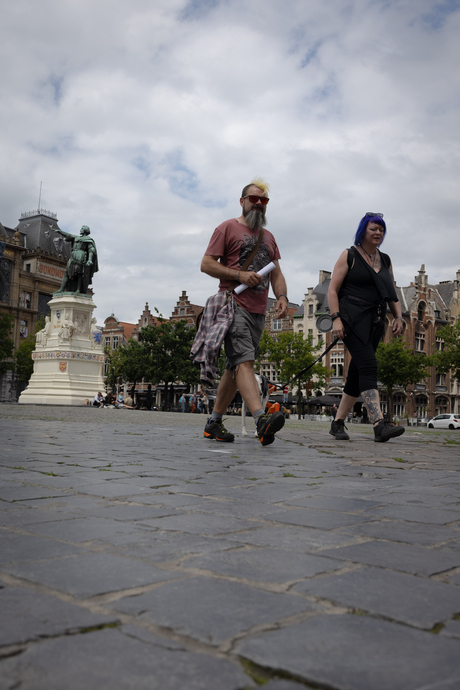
left=239, top=657, right=311, bottom=687
left=430, top=622, right=445, bottom=634
left=245, top=477, right=259, bottom=481
left=283, top=472, right=297, bottom=478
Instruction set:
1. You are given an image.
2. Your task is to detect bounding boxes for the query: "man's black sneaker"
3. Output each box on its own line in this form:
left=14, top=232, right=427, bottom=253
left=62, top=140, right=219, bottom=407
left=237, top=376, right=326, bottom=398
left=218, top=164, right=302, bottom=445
left=329, top=418, right=350, bottom=440
left=374, top=421, right=405, bottom=443
left=203, top=418, right=234, bottom=442
left=257, top=411, right=285, bottom=446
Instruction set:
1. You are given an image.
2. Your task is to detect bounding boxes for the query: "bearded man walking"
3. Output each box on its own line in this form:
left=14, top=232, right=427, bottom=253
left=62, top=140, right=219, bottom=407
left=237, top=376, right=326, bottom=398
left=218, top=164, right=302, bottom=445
left=200, top=178, right=288, bottom=445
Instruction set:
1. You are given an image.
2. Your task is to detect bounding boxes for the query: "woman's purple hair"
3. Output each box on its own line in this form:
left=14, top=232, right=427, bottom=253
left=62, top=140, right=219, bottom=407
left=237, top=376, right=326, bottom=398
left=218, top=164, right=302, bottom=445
left=354, top=214, right=386, bottom=247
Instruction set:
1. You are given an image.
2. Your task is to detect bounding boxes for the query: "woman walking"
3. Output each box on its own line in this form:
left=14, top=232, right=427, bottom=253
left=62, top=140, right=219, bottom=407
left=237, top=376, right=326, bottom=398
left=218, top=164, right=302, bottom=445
left=327, top=212, right=405, bottom=443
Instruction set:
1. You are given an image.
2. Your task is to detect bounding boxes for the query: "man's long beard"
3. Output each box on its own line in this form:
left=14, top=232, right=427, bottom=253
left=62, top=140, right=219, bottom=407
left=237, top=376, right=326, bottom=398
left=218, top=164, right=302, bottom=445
left=244, top=207, right=267, bottom=231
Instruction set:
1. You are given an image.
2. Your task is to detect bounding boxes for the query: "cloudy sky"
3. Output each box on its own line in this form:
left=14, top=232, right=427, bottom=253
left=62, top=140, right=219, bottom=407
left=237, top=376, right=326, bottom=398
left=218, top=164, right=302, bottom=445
left=2, top=0, right=459, bottom=324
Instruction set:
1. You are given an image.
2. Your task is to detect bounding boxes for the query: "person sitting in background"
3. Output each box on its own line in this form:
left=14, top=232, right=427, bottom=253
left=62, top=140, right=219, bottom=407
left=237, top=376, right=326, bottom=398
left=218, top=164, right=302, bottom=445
left=92, top=392, right=104, bottom=407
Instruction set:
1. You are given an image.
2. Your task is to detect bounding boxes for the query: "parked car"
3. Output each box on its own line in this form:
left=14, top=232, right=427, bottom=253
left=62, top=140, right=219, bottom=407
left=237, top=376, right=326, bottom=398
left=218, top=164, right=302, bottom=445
left=427, top=414, right=460, bottom=429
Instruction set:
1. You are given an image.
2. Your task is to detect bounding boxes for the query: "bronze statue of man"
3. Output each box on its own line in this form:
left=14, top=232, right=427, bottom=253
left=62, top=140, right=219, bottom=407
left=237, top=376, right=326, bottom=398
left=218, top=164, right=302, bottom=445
left=53, top=225, right=99, bottom=295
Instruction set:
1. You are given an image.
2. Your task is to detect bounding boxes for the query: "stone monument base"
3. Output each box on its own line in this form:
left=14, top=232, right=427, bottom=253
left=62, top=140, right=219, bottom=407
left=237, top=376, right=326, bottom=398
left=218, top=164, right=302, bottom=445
left=19, top=293, right=105, bottom=406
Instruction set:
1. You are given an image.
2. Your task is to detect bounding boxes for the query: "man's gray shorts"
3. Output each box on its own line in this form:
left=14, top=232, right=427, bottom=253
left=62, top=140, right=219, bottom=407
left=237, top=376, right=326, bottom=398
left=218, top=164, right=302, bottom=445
left=224, top=303, right=265, bottom=370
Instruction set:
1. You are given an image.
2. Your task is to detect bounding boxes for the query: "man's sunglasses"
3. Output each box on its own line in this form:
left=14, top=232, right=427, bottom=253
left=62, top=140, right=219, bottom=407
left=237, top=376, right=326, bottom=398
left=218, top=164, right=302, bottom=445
left=243, top=195, right=270, bottom=205
left=365, top=212, right=383, bottom=218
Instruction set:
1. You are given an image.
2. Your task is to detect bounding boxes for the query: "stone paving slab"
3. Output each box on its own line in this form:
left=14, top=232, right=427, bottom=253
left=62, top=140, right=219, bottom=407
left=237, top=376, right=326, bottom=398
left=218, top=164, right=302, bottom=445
left=0, top=587, right=118, bottom=647
left=236, top=614, right=460, bottom=690
left=185, top=546, right=343, bottom=584
left=293, top=565, right=460, bottom=628
left=0, top=628, right=251, bottom=690
left=1, top=406, right=460, bottom=688
left=111, top=576, right=318, bottom=645
left=339, top=519, right=460, bottom=546
left=0, top=531, right=85, bottom=566
left=261, top=506, right=372, bottom=529
left=318, top=540, right=460, bottom=576
left=2, top=552, right=184, bottom=599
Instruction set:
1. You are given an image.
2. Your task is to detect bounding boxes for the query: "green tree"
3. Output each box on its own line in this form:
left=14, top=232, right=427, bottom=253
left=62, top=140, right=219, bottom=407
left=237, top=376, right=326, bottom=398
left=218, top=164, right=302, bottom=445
left=434, top=320, right=460, bottom=382
left=256, top=331, right=328, bottom=415
left=109, top=339, right=149, bottom=395
left=14, top=316, right=45, bottom=384
left=141, top=319, right=199, bottom=410
left=376, top=337, right=433, bottom=420
left=105, top=345, right=129, bottom=390
left=0, top=313, right=15, bottom=376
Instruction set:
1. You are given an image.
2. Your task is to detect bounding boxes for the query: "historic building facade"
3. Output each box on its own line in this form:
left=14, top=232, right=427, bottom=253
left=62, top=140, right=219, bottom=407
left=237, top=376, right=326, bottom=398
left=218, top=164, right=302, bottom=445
left=258, top=297, right=300, bottom=385
left=170, top=291, right=203, bottom=328
left=0, top=208, right=70, bottom=401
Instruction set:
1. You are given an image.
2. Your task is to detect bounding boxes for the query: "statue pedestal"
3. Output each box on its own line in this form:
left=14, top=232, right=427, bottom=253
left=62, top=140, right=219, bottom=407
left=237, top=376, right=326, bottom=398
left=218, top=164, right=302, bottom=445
left=19, top=293, right=105, bottom=406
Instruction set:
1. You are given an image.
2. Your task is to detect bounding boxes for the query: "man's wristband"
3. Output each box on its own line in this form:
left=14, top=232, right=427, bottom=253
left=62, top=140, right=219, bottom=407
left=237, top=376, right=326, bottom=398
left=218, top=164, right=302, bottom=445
left=331, top=312, right=341, bottom=320
left=277, top=294, right=288, bottom=300
left=395, top=316, right=403, bottom=321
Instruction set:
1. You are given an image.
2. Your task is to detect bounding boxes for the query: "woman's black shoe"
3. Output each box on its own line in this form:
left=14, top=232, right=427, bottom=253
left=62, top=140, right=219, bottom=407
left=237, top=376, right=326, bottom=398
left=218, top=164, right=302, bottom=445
left=329, top=419, right=350, bottom=440
left=374, top=421, right=405, bottom=443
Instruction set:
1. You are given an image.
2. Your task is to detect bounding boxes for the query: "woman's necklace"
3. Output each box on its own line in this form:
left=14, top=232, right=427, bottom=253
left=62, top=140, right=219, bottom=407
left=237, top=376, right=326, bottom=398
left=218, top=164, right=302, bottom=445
left=360, top=244, right=376, bottom=264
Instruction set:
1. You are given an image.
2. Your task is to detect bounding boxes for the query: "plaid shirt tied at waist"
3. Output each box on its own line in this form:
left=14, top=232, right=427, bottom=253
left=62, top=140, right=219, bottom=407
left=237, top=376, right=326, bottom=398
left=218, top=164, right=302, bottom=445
left=190, top=291, right=235, bottom=386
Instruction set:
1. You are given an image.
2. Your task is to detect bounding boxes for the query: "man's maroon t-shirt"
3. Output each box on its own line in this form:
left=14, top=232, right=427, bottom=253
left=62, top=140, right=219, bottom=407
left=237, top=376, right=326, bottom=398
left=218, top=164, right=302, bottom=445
left=205, top=218, right=281, bottom=315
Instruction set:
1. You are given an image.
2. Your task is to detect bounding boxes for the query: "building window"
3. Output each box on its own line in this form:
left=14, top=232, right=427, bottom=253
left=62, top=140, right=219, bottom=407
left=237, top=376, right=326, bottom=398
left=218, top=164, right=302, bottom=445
left=308, top=329, right=313, bottom=343
left=272, top=319, right=283, bottom=331
left=318, top=333, right=323, bottom=344
left=105, top=337, right=111, bottom=349
left=113, top=336, right=119, bottom=348
left=393, top=393, right=406, bottom=418
left=435, top=396, right=448, bottom=414
left=308, top=303, right=314, bottom=315
left=415, top=395, right=428, bottom=417
left=25, top=263, right=31, bottom=273
left=20, top=320, right=28, bottom=337
left=436, top=335, right=445, bottom=351
left=415, top=333, right=425, bottom=351
left=179, top=307, right=186, bottom=315
left=19, top=292, right=31, bottom=309
left=436, top=373, right=446, bottom=386
left=331, top=352, right=344, bottom=377
left=417, top=302, right=425, bottom=322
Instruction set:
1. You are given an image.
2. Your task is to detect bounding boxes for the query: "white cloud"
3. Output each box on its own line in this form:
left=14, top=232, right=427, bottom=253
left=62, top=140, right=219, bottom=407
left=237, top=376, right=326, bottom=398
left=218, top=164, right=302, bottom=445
left=1, top=0, right=459, bottom=323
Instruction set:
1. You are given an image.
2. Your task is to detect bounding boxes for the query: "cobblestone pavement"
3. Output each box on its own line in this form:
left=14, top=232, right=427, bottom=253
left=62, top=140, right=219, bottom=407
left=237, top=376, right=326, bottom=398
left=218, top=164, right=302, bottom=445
left=1, top=404, right=460, bottom=690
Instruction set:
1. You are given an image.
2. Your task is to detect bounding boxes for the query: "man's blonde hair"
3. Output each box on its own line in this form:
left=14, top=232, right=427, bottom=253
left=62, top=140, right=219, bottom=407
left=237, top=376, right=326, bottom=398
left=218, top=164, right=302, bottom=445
left=242, top=177, right=270, bottom=197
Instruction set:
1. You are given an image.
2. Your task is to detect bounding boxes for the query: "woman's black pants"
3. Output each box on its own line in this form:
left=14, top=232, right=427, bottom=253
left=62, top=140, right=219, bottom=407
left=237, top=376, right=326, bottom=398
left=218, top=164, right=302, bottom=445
left=343, top=323, right=383, bottom=398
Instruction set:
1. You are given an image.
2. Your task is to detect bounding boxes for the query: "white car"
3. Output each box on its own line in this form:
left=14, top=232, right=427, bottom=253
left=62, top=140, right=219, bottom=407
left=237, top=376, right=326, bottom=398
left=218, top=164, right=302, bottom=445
left=427, top=414, right=460, bottom=430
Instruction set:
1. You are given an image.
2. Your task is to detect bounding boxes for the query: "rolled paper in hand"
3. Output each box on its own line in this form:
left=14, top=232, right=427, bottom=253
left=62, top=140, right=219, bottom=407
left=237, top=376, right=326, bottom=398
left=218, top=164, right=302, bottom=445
left=234, top=261, right=276, bottom=294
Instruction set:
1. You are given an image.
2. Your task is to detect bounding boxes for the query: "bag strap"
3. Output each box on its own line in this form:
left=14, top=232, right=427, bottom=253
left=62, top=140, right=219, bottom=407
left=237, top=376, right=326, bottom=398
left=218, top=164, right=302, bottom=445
left=349, top=246, right=397, bottom=303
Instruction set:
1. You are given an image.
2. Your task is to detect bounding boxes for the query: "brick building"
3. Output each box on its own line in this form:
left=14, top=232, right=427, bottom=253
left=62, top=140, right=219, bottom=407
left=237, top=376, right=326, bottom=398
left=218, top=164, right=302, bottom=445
left=170, top=291, right=203, bottom=327
left=0, top=208, right=71, bottom=401
left=258, top=297, right=300, bottom=385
